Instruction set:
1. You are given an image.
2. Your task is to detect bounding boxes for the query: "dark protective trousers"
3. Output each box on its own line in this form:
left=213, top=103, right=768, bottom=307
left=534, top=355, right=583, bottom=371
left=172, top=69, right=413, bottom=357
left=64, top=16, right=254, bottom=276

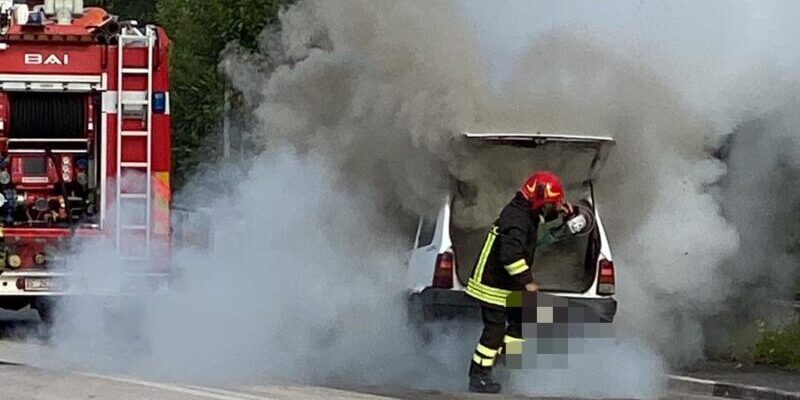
left=469, top=302, right=523, bottom=377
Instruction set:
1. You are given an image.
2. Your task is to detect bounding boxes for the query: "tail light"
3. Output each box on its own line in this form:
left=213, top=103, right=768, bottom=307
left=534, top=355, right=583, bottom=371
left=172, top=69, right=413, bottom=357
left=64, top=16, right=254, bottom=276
left=597, top=259, right=615, bottom=295
left=432, top=250, right=454, bottom=289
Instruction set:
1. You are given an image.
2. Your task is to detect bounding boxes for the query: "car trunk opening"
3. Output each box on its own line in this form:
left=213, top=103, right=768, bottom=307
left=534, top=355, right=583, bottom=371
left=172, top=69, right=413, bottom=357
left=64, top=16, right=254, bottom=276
left=450, top=132, right=613, bottom=293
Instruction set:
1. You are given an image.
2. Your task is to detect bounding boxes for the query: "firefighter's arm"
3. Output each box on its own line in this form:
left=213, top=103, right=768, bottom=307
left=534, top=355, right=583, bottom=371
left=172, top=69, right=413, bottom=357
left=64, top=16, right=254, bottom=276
left=537, top=204, right=591, bottom=247
left=497, top=223, right=535, bottom=286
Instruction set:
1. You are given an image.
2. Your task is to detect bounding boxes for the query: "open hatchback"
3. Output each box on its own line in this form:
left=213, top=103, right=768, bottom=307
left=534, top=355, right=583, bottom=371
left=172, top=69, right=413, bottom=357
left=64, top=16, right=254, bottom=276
left=407, top=132, right=617, bottom=322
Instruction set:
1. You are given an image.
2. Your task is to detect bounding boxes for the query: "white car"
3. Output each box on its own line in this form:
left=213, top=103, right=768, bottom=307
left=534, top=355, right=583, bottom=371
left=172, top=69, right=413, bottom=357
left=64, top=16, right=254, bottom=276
left=407, top=132, right=617, bottom=323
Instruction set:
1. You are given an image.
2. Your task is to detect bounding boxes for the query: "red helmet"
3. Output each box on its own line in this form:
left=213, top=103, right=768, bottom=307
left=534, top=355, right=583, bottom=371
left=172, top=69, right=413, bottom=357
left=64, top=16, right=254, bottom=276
left=520, top=171, right=565, bottom=210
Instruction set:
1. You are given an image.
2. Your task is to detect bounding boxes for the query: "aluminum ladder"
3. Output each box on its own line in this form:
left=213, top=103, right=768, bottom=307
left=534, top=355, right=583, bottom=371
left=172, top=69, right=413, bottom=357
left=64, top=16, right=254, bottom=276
left=115, top=25, right=155, bottom=260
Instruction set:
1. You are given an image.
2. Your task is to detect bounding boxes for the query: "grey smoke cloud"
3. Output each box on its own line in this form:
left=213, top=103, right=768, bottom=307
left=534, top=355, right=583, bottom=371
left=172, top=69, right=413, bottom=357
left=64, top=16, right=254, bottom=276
left=38, top=1, right=800, bottom=398
left=463, top=0, right=800, bottom=361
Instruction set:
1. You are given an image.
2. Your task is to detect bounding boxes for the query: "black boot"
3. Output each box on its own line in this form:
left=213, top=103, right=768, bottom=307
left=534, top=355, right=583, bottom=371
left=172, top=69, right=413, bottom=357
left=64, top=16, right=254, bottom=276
left=468, top=362, right=502, bottom=394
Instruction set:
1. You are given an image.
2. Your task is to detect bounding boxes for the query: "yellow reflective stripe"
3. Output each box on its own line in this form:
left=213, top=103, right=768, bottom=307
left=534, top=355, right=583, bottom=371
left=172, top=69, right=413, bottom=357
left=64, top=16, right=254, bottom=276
left=468, top=279, right=511, bottom=296
left=503, top=335, right=525, bottom=355
left=473, top=230, right=495, bottom=280
left=476, top=344, right=498, bottom=358
left=504, top=259, right=529, bottom=275
left=466, top=282, right=509, bottom=307
left=466, top=287, right=505, bottom=307
left=467, top=226, right=513, bottom=308
left=472, top=354, right=494, bottom=367
left=467, top=285, right=509, bottom=302
left=467, top=282, right=509, bottom=300
left=507, top=264, right=529, bottom=275
left=472, top=227, right=498, bottom=281
left=504, top=335, right=524, bottom=343
left=466, top=288, right=504, bottom=307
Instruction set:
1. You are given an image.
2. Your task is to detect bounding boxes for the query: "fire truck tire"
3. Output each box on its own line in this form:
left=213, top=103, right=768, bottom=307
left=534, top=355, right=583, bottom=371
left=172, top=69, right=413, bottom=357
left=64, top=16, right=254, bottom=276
left=0, top=298, right=31, bottom=311
left=31, top=298, right=56, bottom=325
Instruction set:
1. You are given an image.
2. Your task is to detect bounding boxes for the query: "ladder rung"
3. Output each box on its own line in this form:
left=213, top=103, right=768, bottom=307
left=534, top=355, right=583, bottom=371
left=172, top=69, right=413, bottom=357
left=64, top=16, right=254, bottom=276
left=121, top=131, right=149, bottom=137
left=120, top=193, right=147, bottom=199
left=122, top=68, right=149, bottom=74
left=121, top=225, right=147, bottom=231
left=120, top=162, right=148, bottom=168
left=116, top=27, right=154, bottom=258
left=119, top=35, right=149, bottom=42
left=121, top=99, right=149, bottom=106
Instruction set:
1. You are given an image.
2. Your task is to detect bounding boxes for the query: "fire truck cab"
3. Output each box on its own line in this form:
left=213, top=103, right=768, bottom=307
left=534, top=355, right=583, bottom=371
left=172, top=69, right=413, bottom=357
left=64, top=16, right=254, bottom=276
left=0, top=0, right=173, bottom=320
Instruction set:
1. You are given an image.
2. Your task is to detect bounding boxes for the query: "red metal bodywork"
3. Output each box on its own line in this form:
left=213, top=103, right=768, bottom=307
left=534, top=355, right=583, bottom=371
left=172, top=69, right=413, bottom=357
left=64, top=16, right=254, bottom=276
left=0, top=9, right=173, bottom=276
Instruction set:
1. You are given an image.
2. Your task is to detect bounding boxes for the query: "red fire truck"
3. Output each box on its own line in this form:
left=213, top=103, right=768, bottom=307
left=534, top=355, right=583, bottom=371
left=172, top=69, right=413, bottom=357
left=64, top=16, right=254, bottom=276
left=0, top=1, right=176, bottom=321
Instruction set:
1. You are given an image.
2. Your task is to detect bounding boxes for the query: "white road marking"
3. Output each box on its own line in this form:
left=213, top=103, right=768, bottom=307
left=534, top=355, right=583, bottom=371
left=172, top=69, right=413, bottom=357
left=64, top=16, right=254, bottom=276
left=667, top=375, right=717, bottom=385
left=185, top=385, right=283, bottom=400
left=668, top=374, right=800, bottom=398
left=80, top=373, right=278, bottom=400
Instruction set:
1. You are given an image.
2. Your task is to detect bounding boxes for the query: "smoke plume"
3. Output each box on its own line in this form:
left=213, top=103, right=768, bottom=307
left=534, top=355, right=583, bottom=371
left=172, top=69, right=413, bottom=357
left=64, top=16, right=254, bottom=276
left=37, top=1, right=800, bottom=399
left=225, top=0, right=740, bottom=364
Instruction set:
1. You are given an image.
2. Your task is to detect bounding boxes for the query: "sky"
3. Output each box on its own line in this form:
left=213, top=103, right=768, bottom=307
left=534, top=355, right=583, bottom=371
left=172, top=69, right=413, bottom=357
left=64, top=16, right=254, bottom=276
left=461, top=0, right=800, bottom=119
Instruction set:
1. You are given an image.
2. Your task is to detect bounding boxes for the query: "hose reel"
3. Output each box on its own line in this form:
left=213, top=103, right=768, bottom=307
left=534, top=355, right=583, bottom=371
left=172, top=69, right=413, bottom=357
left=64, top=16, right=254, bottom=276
left=9, top=93, right=85, bottom=139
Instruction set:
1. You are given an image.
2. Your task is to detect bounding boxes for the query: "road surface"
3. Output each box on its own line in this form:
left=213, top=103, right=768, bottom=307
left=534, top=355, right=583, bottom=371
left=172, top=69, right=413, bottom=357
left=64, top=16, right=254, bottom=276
left=0, top=362, right=727, bottom=400
left=0, top=309, right=769, bottom=400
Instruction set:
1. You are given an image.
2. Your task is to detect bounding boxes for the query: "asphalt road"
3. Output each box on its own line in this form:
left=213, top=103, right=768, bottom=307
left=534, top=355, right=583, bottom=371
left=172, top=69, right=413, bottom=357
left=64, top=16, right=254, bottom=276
left=0, top=309, right=762, bottom=400
left=0, top=362, right=726, bottom=400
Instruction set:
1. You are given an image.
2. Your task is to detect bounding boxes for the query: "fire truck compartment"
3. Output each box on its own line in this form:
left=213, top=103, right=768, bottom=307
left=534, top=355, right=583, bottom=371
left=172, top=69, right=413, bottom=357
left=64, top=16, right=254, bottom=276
left=8, top=92, right=87, bottom=139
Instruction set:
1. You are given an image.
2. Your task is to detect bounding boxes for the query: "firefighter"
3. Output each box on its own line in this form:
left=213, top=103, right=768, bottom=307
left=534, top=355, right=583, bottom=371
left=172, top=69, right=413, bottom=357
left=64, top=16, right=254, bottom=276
left=466, top=171, right=572, bottom=394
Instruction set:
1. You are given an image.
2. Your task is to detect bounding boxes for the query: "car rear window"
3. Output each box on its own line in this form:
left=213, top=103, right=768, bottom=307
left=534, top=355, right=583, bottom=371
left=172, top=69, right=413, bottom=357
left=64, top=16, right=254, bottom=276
left=416, top=215, right=436, bottom=248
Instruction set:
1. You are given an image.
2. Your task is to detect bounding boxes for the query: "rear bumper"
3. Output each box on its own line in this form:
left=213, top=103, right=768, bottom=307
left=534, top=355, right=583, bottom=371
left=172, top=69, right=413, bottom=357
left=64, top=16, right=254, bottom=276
left=0, top=271, right=170, bottom=296
left=409, top=288, right=617, bottom=323
left=409, top=287, right=482, bottom=321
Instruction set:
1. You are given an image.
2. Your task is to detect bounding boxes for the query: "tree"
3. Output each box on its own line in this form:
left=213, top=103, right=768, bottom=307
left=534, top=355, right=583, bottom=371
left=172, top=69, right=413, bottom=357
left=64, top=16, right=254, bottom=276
left=156, top=0, right=292, bottom=188
left=85, top=0, right=157, bottom=22
left=87, top=0, right=290, bottom=187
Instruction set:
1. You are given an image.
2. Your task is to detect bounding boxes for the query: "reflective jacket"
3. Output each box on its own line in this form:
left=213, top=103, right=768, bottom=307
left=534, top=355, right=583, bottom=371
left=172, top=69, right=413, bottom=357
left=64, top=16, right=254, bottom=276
left=466, top=192, right=538, bottom=307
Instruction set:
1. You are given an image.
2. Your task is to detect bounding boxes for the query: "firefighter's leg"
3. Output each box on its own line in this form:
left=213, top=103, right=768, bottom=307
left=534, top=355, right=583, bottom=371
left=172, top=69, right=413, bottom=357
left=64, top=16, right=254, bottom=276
left=469, top=303, right=505, bottom=393
left=498, top=305, right=525, bottom=368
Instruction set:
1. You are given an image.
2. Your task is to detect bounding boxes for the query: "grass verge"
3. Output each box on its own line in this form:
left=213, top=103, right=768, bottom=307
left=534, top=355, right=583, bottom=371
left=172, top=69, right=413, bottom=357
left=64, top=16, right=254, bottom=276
left=753, top=320, right=800, bottom=371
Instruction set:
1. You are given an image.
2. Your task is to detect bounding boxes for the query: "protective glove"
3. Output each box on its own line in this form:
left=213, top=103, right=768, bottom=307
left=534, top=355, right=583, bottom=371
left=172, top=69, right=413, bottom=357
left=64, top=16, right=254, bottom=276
left=536, top=203, right=594, bottom=248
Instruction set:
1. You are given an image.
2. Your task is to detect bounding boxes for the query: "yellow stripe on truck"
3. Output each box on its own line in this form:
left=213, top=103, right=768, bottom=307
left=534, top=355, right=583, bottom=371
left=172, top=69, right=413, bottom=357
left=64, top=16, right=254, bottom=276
left=153, top=172, right=171, bottom=235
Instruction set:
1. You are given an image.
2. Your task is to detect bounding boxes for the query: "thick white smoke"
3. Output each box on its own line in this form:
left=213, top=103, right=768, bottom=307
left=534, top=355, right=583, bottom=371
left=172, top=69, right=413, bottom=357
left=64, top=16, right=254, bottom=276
left=46, top=152, right=473, bottom=389
left=465, top=0, right=800, bottom=362
left=222, top=0, right=800, bottom=370
left=35, top=1, right=800, bottom=398
left=223, top=0, right=741, bottom=365
left=482, top=30, right=741, bottom=363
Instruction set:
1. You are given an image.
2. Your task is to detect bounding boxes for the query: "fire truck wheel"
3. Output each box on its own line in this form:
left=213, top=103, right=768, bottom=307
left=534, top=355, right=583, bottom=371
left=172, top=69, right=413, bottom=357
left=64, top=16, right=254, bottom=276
left=31, top=298, right=56, bottom=325
left=0, top=298, right=31, bottom=311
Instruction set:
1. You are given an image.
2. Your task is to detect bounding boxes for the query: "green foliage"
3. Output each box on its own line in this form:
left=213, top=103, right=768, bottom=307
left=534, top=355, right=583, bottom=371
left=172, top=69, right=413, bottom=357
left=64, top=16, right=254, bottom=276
left=85, top=0, right=157, bottom=22
left=156, top=0, right=292, bottom=187
left=753, top=320, right=800, bottom=371
left=87, top=0, right=291, bottom=187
